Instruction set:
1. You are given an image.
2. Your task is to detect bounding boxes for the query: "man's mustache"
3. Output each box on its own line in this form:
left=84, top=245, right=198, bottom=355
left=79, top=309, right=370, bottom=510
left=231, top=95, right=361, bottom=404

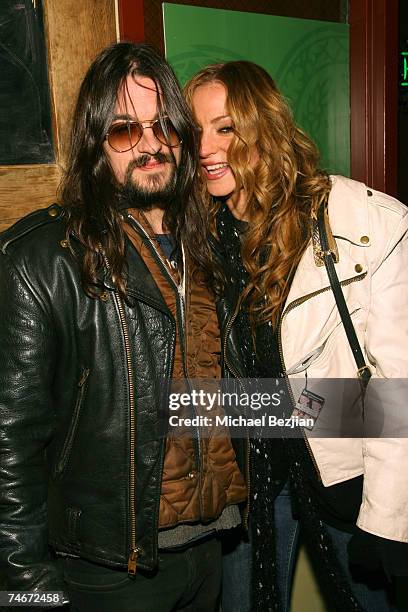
left=123, top=153, right=175, bottom=185
left=129, top=152, right=174, bottom=170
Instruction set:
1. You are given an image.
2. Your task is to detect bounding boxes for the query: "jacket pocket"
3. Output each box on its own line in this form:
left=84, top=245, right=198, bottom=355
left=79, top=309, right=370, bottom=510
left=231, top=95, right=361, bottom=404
left=55, top=367, right=90, bottom=476
left=287, top=307, right=362, bottom=375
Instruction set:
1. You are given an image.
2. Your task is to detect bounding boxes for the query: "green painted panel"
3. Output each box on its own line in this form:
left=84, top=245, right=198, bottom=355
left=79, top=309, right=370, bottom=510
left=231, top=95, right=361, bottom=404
left=164, top=3, right=350, bottom=176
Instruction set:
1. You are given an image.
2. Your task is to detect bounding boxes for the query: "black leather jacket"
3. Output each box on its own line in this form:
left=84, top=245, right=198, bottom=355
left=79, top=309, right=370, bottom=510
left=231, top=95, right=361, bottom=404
left=0, top=205, right=244, bottom=593
left=213, top=235, right=246, bottom=383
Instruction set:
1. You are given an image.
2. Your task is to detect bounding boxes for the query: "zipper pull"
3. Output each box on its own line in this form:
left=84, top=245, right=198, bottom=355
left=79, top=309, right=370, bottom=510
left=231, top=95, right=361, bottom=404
left=128, top=548, right=139, bottom=575
left=78, top=368, right=90, bottom=387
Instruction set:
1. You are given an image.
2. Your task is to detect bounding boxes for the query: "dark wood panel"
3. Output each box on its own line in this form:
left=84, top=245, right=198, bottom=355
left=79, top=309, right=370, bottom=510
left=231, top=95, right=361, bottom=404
left=398, top=0, right=408, bottom=203
left=0, top=1, right=54, bottom=165
left=350, top=0, right=398, bottom=194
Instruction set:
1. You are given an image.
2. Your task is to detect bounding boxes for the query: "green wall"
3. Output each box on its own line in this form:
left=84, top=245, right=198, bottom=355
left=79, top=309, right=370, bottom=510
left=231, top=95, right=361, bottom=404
left=163, top=3, right=350, bottom=176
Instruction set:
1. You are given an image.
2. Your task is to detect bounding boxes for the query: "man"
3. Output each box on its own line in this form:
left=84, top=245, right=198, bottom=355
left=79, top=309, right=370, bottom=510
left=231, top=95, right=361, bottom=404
left=0, top=42, right=246, bottom=611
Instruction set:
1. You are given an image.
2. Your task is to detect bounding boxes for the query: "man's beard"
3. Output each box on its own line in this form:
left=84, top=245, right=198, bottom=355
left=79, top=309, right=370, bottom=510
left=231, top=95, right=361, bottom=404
left=117, top=152, right=178, bottom=211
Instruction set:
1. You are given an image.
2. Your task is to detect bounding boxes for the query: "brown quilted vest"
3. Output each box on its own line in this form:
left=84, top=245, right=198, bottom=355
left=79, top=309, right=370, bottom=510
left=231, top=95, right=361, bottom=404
left=124, top=210, right=246, bottom=528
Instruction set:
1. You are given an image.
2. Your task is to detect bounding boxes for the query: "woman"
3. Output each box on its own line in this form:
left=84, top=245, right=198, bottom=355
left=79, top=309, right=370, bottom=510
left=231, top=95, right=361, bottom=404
left=184, top=61, right=408, bottom=612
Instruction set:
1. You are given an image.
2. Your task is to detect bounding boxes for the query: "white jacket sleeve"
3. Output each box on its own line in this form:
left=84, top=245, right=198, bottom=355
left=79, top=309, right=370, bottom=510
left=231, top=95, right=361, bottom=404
left=358, top=212, right=408, bottom=542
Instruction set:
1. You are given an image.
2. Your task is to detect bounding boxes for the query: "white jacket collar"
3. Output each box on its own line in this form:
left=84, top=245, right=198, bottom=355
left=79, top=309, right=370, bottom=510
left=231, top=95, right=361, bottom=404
left=282, top=176, right=369, bottom=311
left=328, top=175, right=370, bottom=245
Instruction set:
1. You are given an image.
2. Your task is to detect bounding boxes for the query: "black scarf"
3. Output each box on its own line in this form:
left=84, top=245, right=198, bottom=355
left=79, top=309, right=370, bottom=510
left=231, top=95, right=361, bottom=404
left=216, top=203, right=364, bottom=612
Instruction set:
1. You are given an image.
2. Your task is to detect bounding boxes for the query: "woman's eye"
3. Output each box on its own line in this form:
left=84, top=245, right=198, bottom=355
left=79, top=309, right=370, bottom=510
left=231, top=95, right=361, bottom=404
left=218, top=126, right=234, bottom=134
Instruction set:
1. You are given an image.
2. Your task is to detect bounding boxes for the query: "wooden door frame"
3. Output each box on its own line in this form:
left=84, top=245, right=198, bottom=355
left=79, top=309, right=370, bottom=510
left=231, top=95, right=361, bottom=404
left=117, top=0, right=145, bottom=42
left=350, top=0, right=398, bottom=195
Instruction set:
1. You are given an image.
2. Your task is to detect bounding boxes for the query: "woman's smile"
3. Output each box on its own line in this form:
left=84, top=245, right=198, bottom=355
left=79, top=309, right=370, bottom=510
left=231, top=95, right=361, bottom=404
left=201, top=161, right=232, bottom=180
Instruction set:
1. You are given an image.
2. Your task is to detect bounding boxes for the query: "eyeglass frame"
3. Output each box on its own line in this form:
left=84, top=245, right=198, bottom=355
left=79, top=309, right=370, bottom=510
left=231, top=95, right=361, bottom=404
left=104, top=115, right=182, bottom=152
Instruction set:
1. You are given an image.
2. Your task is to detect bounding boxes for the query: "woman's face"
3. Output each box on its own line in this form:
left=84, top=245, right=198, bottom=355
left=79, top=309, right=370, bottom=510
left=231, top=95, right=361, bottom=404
left=191, top=81, right=237, bottom=198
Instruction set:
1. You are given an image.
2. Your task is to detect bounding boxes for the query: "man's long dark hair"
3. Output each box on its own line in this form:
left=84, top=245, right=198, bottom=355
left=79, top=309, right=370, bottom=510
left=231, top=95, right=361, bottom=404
left=60, top=42, right=214, bottom=297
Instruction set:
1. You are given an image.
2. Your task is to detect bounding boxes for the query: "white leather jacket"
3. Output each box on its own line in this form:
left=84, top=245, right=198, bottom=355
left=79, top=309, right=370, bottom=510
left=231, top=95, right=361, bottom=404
left=282, top=175, right=408, bottom=542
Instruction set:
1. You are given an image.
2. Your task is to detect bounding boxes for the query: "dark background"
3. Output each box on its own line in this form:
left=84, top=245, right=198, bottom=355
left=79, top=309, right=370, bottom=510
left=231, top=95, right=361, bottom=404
left=0, top=0, right=54, bottom=165
left=398, top=0, right=408, bottom=204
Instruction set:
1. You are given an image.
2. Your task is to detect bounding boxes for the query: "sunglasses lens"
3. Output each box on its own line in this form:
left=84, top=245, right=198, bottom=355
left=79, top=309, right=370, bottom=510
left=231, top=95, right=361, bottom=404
left=108, top=123, right=143, bottom=152
left=153, top=117, right=181, bottom=147
left=107, top=118, right=181, bottom=151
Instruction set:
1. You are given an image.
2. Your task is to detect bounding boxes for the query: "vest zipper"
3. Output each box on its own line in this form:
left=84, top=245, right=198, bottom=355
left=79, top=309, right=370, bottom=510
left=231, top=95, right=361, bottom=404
left=126, top=214, right=187, bottom=359
left=277, top=272, right=367, bottom=478
left=101, top=252, right=138, bottom=575
left=126, top=216, right=202, bottom=478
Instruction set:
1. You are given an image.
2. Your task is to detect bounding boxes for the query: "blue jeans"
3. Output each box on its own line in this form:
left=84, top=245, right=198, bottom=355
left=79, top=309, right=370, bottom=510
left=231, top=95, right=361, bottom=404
left=222, top=483, right=396, bottom=611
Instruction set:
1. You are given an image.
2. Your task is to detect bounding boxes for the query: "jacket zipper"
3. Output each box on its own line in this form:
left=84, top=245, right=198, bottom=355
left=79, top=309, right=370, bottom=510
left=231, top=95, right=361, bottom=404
left=101, top=251, right=140, bottom=575
left=115, top=292, right=140, bottom=574
left=222, top=301, right=251, bottom=529
left=56, top=367, right=90, bottom=475
left=277, top=272, right=367, bottom=478
left=222, top=298, right=242, bottom=381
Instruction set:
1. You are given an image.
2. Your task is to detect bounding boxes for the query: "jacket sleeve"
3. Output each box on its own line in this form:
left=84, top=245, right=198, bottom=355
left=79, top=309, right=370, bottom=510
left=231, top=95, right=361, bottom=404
left=0, top=251, right=66, bottom=593
left=357, top=210, right=408, bottom=542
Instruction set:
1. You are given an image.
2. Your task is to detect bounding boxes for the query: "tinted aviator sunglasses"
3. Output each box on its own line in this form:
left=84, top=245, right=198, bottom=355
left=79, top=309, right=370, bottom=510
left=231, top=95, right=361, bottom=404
left=105, top=116, right=182, bottom=153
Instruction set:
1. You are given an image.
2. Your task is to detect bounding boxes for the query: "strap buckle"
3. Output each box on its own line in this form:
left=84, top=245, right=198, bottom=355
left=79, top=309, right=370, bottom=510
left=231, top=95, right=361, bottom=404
left=357, top=365, right=371, bottom=378
left=357, top=365, right=372, bottom=393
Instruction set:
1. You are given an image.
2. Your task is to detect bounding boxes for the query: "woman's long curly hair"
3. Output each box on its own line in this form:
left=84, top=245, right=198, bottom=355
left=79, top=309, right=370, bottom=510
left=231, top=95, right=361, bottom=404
left=184, top=61, right=332, bottom=327
left=60, top=42, right=214, bottom=298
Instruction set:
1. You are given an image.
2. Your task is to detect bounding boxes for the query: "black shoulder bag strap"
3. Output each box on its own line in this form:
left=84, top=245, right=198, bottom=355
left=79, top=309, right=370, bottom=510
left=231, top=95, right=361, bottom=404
left=317, top=202, right=371, bottom=389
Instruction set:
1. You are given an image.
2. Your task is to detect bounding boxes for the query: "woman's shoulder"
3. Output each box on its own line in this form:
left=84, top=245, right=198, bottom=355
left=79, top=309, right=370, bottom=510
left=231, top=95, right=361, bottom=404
left=329, top=175, right=407, bottom=219
left=327, top=175, right=408, bottom=266
left=328, top=175, right=407, bottom=235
